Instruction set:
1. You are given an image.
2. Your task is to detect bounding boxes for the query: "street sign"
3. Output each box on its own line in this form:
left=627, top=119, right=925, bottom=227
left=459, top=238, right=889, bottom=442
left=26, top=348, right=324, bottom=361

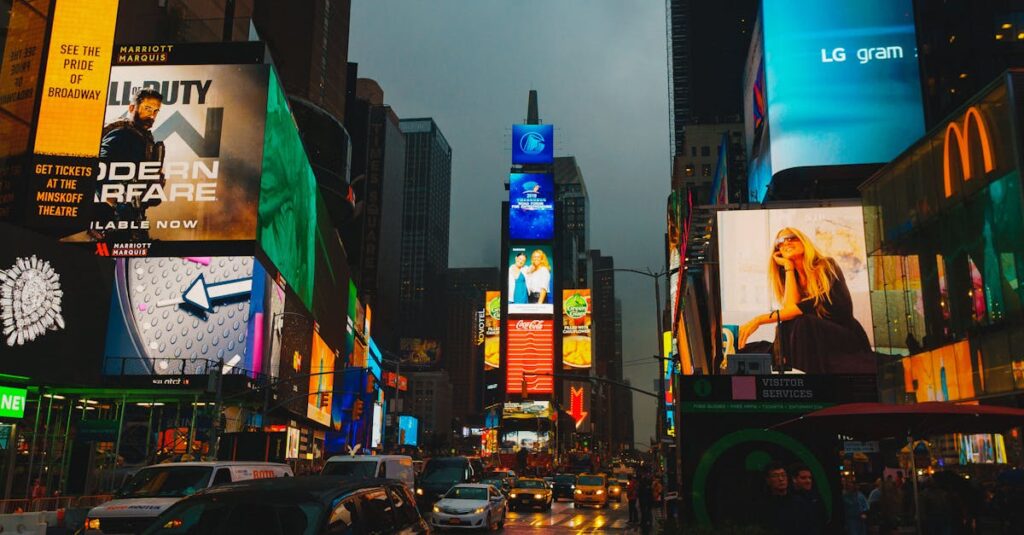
left=0, top=386, right=27, bottom=419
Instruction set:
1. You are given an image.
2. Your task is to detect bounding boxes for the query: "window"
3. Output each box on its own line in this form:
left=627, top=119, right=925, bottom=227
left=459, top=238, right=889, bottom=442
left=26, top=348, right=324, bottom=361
left=684, top=164, right=695, bottom=177
left=387, top=485, right=420, bottom=528
left=690, top=146, right=696, bottom=157
left=328, top=495, right=361, bottom=534
left=358, top=489, right=396, bottom=534
left=701, top=146, right=711, bottom=157
left=211, top=469, right=232, bottom=486
left=702, top=164, right=712, bottom=177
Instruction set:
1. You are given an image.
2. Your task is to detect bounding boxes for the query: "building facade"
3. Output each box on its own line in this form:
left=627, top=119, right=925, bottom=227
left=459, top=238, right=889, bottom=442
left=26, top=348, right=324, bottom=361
left=554, top=156, right=590, bottom=289
left=406, top=370, right=454, bottom=449
left=444, top=267, right=500, bottom=421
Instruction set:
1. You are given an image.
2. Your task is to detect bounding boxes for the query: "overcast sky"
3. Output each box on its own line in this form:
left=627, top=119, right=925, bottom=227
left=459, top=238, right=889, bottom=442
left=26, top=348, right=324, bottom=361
left=350, top=0, right=670, bottom=447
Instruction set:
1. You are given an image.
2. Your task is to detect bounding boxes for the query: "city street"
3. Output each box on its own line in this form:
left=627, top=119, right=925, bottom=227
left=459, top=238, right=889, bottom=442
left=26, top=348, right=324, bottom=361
left=499, top=500, right=639, bottom=533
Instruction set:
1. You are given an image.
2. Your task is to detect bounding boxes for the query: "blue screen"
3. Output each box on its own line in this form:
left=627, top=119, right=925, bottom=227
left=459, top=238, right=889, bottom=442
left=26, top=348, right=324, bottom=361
left=512, top=124, right=553, bottom=164
left=367, top=337, right=382, bottom=381
left=398, top=415, right=419, bottom=446
left=509, top=173, right=554, bottom=240
left=758, top=0, right=924, bottom=192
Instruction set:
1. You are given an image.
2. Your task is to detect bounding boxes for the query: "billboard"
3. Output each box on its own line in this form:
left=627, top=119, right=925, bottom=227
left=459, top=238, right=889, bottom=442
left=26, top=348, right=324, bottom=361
left=511, top=124, right=553, bottom=164
left=398, top=415, right=418, bottom=447
left=751, top=0, right=924, bottom=199
left=507, top=244, right=554, bottom=315
left=399, top=338, right=441, bottom=369
left=902, top=340, right=975, bottom=403
left=509, top=172, right=554, bottom=240
left=1, top=223, right=112, bottom=386
left=484, top=291, right=501, bottom=370
left=502, top=400, right=551, bottom=420
left=506, top=319, right=554, bottom=394
left=276, top=287, right=313, bottom=416
left=562, top=289, right=592, bottom=369
left=717, top=206, right=874, bottom=374
left=56, top=47, right=270, bottom=254
left=0, top=0, right=50, bottom=159
left=307, top=330, right=335, bottom=427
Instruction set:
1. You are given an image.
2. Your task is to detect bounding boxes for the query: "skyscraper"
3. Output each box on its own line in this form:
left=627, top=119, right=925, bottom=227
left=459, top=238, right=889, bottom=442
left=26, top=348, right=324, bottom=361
left=588, top=249, right=617, bottom=453
left=554, top=156, right=590, bottom=289
left=444, top=267, right=499, bottom=420
left=399, top=118, right=452, bottom=340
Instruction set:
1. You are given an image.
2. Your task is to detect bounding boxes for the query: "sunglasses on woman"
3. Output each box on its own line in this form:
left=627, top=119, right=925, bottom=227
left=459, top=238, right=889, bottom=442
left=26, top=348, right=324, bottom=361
left=775, top=235, right=799, bottom=249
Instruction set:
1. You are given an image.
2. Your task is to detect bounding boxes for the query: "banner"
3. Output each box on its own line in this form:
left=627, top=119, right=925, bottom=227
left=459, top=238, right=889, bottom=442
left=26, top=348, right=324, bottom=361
left=562, top=289, right=592, bottom=369
left=399, top=338, right=441, bottom=369
left=307, top=330, right=335, bottom=427
left=502, top=401, right=551, bottom=419
left=484, top=291, right=501, bottom=370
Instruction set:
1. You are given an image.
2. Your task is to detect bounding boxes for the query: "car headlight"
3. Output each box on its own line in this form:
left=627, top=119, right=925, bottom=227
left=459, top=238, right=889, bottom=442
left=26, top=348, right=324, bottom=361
left=86, top=518, right=101, bottom=531
left=416, top=488, right=424, bottom=495
left=571, top=484, right=575, bottom=489
left=509, top=492, right=517, bottom=498
left=574, top=489, right=582, bottom=495
left=596, top=489, right=604, bottom=495
left=433, top=505, right=440, bottom=513
left=534, top=493, right=544, bottom=499
left=474, top=507, right=485, bottom=514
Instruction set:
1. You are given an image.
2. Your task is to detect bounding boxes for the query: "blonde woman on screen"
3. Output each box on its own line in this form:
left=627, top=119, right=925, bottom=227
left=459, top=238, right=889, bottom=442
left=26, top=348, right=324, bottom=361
left=737, top=227, right=872, bottom=374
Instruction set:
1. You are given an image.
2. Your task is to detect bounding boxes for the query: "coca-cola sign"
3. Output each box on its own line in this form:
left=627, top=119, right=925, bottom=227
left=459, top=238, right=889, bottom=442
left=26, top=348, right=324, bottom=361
left=506, top=319, right=553, bottom=395
left=514, top=319, right=546, bottom=331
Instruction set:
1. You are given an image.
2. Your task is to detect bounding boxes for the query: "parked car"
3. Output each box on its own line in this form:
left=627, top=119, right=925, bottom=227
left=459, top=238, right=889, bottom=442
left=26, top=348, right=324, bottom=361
left=321, top=455, right=415, bottom=489
left=85, top=461, right=292, bottom=534
left=139, top=476, right=429, bottom=535
left=430, top=484, right=506, bottom=531
left=551, top=473, right=577, bottom=502
left=573, top=473, right=608, bottom=509
left=415, top=457, right=478, bottom=511
left=508, top=477, right=552, bottom=511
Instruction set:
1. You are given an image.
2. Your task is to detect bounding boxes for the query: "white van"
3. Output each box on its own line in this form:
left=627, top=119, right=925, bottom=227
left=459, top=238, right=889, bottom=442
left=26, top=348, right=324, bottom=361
left=321, top=454, right=415, bottom=489
left=84, top=461, right=292, bottom=534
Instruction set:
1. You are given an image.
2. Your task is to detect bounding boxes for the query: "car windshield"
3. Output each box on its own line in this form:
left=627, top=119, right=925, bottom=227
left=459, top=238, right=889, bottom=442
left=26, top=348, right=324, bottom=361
left=444, top=487, right=487, bottom=501
left=554, top=475, right=575, bottom=484
left=117, top=466, right=213, bottom=499
left=608, top=480, right=621, bottom=486
left=141, top=496, right=322, bottom=535
left=481, top=478, right=504, bottom=487
left=516, top=480, right=546, bottom=489
left=321, top=461, right=377, bottom=478
left=422, top=460, right=467, bottom=484
left=578, top=476, right=605, bottom=486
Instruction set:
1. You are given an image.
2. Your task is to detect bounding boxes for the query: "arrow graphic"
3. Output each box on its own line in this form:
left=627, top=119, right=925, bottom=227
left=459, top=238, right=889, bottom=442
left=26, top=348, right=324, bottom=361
left=570, top=386, right=589, bottom=429
left=180, top=274, right=252, bottom=312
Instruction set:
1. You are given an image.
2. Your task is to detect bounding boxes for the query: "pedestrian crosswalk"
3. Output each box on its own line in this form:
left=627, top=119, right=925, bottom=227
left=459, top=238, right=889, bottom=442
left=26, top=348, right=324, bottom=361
left=506, top=513, right=634, bottom=530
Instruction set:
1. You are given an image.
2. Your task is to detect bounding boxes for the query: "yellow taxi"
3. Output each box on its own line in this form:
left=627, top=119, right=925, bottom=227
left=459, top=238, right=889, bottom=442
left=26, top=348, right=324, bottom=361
left=573, top=473, right=609, bottom=508
left=607, top=477, right=624, bottom=502
left=508, top=477, right=553, bottom=511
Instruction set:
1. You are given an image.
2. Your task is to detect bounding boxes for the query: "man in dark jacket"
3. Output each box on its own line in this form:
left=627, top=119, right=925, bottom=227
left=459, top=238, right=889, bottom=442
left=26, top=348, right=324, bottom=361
left=790, top=463, right=827, bottom=534
left=94, top=87, right=164, bottom=241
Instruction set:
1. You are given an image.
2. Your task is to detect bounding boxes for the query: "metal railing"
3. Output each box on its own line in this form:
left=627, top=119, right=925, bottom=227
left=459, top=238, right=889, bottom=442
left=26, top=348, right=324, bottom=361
left=0, top=495, right=112, bottom=514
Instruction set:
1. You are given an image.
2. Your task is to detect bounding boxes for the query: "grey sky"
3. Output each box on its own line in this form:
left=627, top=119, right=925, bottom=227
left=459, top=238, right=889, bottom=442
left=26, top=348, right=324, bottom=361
left=349, top=0, right=670, bottom=447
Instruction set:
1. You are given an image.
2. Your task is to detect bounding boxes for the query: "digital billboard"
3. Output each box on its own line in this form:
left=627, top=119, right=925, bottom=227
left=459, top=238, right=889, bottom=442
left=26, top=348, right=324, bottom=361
left=103, top=256, right=262, bottom=377
left=55, top=48, right=270, bottom=254
left=507, top=244, right=554, bottom=315
left=511, top=124, right=553, bottom=165
left=307, top=330, right=335, bottom=427
left=398, top=415, right=418, bottom=447
left=509, top=172, right=554, bottom=240
left=399, top=338, right=441, bottom=369
left=484, top=291, right=501, bottom=370
left=717, top=207, right=875, bottom=374
left=902, top=340, right=975, bottom=403
left=0, top=0, right=49, bottom=159
left=751, top=0, right=924, bottom=200
left=276, top=287, right=312, bottom=416
left=562, top=289, right=592, bottom=369
left=502, top=401, right=551, bottom=420
left=506, top=319, right=554, bottom=394
left=1, top=223, right=112, bottom=386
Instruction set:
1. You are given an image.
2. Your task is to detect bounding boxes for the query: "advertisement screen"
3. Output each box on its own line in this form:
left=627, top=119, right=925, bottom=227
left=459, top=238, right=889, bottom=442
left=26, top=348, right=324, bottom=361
left=1, top=223, right=112, bottom=386
left=399, top=338, right=441, bottom=369
left=0, top=0, right=50, bottom=158
left=398, top=415, right=419, bottom=447
left=509, top=173, right=554, bottom=240
left=307, top=330, right=335, bottom=427
left=758, top=0, right=923, bottom=182
left=276, top=288, right=313, bottom=416
left=502, top=401, right=551, bottom=420
left=103, top=256, right=262, bottom=377
left=506, top=319, right=554, bottom=394
left=371, top=402, right=383, bottom=449
left=717, top=207, right=874, bottom=374
left=562, top=289, right=592, bottom=369
left=484, top=291, right=501, bottom=370
left=502, top=430, right=548, bottom=452
left=57, top=52, right=270, bottom=254
left=507, top=244, right=554, bottom=315
left=511, top=124, right=553, bottom=165
left=902, top=341, right=975, bottom=403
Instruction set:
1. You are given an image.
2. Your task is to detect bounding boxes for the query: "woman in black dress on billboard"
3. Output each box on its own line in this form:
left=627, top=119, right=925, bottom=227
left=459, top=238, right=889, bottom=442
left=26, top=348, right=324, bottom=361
left=737, top=227, right=874, bottom=374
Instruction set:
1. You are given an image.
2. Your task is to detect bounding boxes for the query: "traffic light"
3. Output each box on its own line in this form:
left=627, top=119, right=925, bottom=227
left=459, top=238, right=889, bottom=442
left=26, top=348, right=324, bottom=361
left=352, top=399, right=365, bottom=420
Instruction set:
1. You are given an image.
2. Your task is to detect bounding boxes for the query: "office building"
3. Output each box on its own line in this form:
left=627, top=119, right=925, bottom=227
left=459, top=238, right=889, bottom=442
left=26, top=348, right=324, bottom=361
left=398, top=118, right=452, bottom=339
left=588, top=250, right=618, bottom=454
left=444, top=267, right=500, bottom=421
left=406, top=370, right=454, bottom=448
left=671, top=122, right=746, bottom=202
left=554, top=156, right=590, bottom=289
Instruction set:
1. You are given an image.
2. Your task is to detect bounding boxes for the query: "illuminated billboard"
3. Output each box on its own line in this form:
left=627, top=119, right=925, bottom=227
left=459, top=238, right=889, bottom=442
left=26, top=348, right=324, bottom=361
left=747, top=0, right=924, bottom=201
left=511, top=124, right=553, bottom=164
left=0, top=0, right=49, bottom=159
left=484, top=291, right=501, bottom=370
left=902, top=341, right=975, bottom=403
left=562, top=289, right=592, bottom=369
left=506, top=319, right=554, bottom=394
left=54, top=46, right=269, bottom=254
left=509, top=173, right=554, bottom=240
left=306, top=330, right=335, bottom=427
left=717, top=206, right=875, bottom=374
left=507, top=244, right=554, bottom=315
left=398, top=415, right=419, bottom=447
left=502, top=400, right=551, bottom=419
left=399, top=338, right=441, bottom=369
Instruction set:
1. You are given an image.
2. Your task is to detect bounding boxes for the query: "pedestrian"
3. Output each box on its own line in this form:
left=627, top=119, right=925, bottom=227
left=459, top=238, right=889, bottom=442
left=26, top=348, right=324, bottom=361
left=842, top=477, right=869, bottom=535
left=638, top=470, right=654, bottom=529
left=627, top=474, right=639, bottom=524
left=30, top=478, right=46, bottom=502
left=751, top=461, right=805, bottom=533
left=789, top=463, right=826, bottom=534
